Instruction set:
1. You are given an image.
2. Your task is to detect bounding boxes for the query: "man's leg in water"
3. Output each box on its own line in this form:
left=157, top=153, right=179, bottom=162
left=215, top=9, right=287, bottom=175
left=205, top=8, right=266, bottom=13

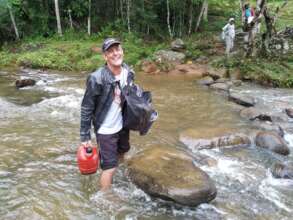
left=100, top=167, right=116, bottom=191
left=97, top=133, right=119, bottom=191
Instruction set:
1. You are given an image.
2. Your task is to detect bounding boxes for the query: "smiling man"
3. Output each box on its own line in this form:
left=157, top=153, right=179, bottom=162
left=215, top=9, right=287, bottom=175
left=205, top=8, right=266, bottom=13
left=80, top=38, right=134, bottom=190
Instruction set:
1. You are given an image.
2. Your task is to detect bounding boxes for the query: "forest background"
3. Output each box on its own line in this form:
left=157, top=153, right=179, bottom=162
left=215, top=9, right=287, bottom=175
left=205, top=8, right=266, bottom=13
left=0, top=0, right=292, bottom=87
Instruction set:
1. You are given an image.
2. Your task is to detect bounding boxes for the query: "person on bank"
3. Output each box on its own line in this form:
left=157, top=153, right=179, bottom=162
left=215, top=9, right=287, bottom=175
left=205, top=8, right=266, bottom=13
left=222, top=18, right=235, bottom=56
left=80, top=38, right=134, bottom=191
left=243, top=3, right=254, bottom=25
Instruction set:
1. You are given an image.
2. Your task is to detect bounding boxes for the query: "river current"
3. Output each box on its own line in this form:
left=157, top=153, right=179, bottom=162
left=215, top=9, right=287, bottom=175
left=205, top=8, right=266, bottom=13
left=0, top=69, right=292, bottom=220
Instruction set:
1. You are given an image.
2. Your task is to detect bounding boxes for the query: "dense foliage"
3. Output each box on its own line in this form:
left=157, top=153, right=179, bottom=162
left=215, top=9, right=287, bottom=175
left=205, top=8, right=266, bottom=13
left=0, top=0, right=292, bottom=87
left=0, top=0, right=239, bottom=43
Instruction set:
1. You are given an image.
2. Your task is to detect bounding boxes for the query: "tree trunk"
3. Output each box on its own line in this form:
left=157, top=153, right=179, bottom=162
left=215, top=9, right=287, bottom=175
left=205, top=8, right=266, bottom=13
left=261, top=0, right=288, bottom=55
left=127, top=0, right=131, bottom=33
left=203, top=0, right=208, bottom=21
left=188, top=0, right=193, bottom=35
left=7, top=4, right=20, bottom=40
left=195, top=0, right=207, bottom=32
left=68, top=9, right=73, bottom=29
left=88, top=0, right=91, bottom=35
left=120, top=0, right=124, bottom=22
left=43, top=0, right=50, bottom=30
left=142, top=0, right=145, bottom=33
left=54, top=0, right=62, bottom=36
left=166, top=0, right=173, bottom=38
left=179, top=9, right=182, bottom=37
left=239, top=0, right=244, bottom=10
left=172, top=12, right=176, bottom=36
left=239, top=0, right=245, bottom=22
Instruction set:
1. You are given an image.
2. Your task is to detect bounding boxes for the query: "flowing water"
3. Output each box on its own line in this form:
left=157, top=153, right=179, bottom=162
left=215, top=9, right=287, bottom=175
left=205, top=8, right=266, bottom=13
left=0, top=69, right=292, bottom=220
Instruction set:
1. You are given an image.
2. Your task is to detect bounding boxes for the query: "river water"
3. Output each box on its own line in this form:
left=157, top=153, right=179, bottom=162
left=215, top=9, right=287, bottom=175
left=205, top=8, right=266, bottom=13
left=0, top=69, right=292, bottom=220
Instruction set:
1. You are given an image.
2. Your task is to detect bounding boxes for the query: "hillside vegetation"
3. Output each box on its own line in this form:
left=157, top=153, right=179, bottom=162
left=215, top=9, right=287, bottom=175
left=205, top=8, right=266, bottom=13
left=0, top=0, right=292, bottom=87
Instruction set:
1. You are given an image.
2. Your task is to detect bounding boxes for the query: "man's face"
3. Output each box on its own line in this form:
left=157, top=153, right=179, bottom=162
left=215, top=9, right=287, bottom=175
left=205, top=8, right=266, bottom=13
left=103, top=44, right=124, bottom=68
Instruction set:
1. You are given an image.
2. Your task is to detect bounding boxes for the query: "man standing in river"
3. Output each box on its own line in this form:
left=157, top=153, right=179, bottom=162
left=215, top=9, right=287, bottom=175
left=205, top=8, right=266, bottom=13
left=80, top=38, right=134, bottom=190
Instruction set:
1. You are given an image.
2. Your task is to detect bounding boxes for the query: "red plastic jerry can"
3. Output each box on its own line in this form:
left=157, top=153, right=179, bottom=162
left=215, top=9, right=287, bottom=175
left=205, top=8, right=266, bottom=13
left=77, top=145, right=99, bottom=175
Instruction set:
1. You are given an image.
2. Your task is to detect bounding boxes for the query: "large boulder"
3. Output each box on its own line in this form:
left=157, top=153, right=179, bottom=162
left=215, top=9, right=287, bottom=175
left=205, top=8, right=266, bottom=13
left=171, top=38, right=185, bottom=51
left=154, top=50, right=186, bottom=64
left=255, top=131, right=290, bottom=155
left=180, top=128, right=251, bottom=150
left=271, top=162, right=293, bottom=179
left=126, top=146, right=217, bottom=206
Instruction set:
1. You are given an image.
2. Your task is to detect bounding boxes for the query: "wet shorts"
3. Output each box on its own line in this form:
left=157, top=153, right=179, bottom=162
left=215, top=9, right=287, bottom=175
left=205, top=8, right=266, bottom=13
left=96, top=128, right=130, bottom=170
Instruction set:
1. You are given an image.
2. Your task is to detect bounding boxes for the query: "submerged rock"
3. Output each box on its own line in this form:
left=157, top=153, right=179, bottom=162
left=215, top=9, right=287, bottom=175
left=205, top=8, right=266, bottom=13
left=285, top=108, right=293, bottom=118
left=271, top=163, right=293, bottom=179
left=209, top=82, right=230, bottom=92
left=228, top=92, right=256, bottom=107
left=126, top=146, right=217, bottom=206
left=240, top=107, right=289, bottom=124
left=168, top=63, right=206, bottom=77
left=180, top=128, right=251, bottom=150
left=231, top=80, right=242, bottom=87
left=197, top=76, right=214, bottom=86
left=15, top=79, right=36, bottom=88
left=240, top=107, right=272, bottom=121
left=255, top=131, right=290, bottom=155
left=252, top=121, right=284, bottom=137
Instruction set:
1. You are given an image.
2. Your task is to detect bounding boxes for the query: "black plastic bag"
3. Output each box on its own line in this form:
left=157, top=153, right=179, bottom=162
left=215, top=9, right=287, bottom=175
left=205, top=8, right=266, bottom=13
left=121, top=83, right=158, bottom=135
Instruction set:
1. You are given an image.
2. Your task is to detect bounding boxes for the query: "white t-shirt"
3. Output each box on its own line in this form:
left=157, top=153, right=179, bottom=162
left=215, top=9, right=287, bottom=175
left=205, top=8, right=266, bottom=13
left=223, top=23, right=235, bottom=39
left=97, top=67, right=128, bottom=134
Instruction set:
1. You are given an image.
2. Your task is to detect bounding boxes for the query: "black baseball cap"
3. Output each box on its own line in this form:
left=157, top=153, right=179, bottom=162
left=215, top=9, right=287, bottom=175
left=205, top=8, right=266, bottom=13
left=102, top=38, right=121, bottom=52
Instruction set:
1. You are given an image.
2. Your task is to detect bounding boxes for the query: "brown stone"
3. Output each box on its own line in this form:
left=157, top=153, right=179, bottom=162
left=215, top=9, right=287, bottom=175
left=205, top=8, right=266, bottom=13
left=255, top=131, right=290, bottom=155
left=168, top=63, right=207, bottom=77
left=126, top=146, right=217, bottom=206
left=15, top=79, right=36, bottom=88
left=180, top=128, right=251, bottom=150
left=141, top=61, right=159, bottom=74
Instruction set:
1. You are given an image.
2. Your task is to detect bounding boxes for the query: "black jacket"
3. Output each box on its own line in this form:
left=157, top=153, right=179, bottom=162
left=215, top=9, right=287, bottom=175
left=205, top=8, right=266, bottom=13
left=80, top=63, right=134, bottom=142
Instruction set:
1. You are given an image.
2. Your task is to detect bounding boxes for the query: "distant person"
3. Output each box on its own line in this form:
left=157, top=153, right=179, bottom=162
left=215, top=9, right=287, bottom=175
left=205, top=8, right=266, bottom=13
left=222, top=18, right=235, bottom=56
left=243, top=3, right=254, bottom=25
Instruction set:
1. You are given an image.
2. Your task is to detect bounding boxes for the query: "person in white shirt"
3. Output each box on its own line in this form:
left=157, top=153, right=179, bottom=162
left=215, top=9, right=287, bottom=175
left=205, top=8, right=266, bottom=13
left=222, top=18, right=236, bottom=56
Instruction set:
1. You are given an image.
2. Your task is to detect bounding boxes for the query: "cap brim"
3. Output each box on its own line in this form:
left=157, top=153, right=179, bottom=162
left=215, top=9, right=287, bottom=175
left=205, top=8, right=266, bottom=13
left=103, top=41, right=121, bottom=52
